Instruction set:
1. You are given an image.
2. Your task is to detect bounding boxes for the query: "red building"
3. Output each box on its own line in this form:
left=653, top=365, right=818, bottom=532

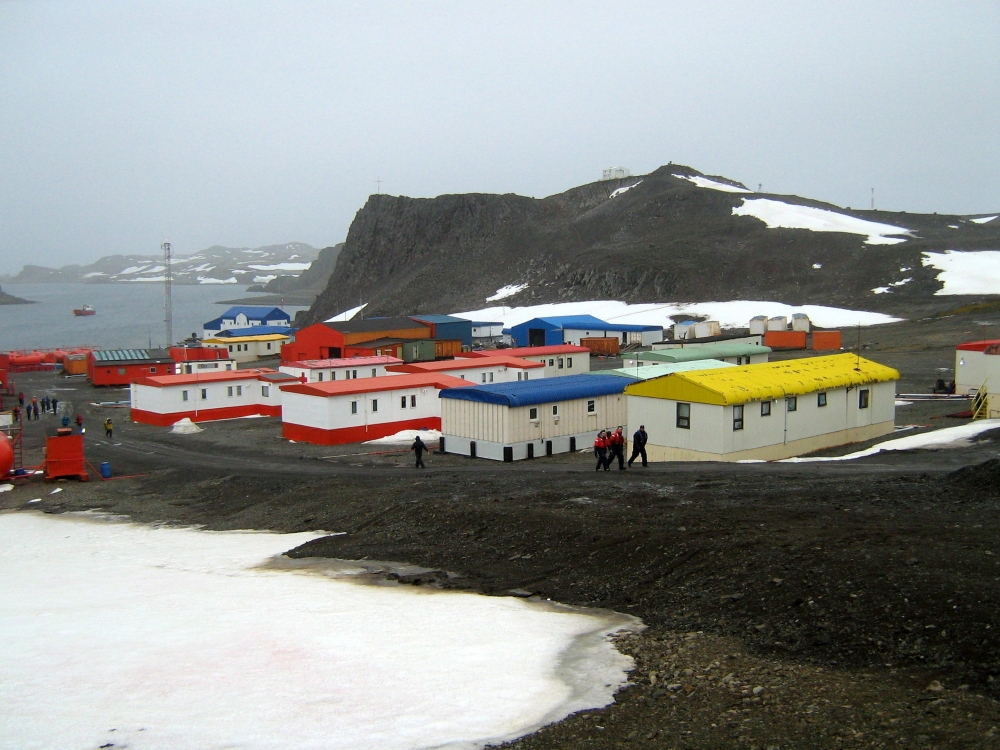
left=88, top=349, right=176, bottom=386
left=281, top=319, right=431, bottom=361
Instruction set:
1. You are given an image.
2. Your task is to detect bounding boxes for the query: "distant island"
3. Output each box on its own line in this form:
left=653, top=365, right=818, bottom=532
left=0, top=286, right=34, bottom=305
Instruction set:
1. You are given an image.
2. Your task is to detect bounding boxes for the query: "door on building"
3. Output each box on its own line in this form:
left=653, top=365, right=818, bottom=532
left=324, top=347, right=342, bottom=359
left=528, top=328, right=546, bottom=347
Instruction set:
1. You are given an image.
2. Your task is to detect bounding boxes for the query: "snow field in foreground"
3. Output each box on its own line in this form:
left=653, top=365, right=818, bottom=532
left=922, top=251, right=1000, bottom=296
left=780, top=420, right=1000, bottom=463
left=732, top=198, right=912, bottom=245
left=0, top=513, right=636, bottom=750
left=364, top=428, right=442, bottom=444
left=453, top=299, right=900, bottom=331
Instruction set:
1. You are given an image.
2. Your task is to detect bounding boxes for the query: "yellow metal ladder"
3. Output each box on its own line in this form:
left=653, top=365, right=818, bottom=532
left=972, top=380, right=990, bottom=420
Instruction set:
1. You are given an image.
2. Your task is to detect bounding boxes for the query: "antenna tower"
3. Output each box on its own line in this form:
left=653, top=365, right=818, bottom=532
left=162, top=240, right=173, bottom=347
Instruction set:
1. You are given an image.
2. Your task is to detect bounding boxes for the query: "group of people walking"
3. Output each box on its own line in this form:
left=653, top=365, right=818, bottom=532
left=14, top=392, right=59, bottom=422
left=594, top=425, right=648, bottom=471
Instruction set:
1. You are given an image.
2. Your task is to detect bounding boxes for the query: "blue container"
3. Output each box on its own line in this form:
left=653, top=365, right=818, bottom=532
left=99, top=462, right=112, bottom=479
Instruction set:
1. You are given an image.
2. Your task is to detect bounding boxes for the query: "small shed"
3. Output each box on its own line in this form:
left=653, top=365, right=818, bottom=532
left=440, top=373, right=635, bottom=461
left=693, top=321, right=722, bottom=339
left=748, top=316, right=768, bottom=336
left=469, top=321, right=504, bottom=343
left=673, top=321, right=697, bottom=340
left=791, top=313, right=811, bottom=332
left=89, top=349, right=176, bottom=386
left=766, top=316, right=788, bottom=331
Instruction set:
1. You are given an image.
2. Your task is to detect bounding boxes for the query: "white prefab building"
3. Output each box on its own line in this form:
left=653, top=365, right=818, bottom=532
left=767, top=316, right=788, bottom=331
left=791, top=313, right=811, bottom=332
left=954, top=340, right=1000, bottom=417
left=440, top=374, right=633, bottom=461
left=748, top=316, right=768, bottom=335
left=624, top=343, right=771, bottom=369
left=468, top=321, right=505, bottom=344
left=386, top=355, right=545, bottom=384
left=279, top=356, right=404, bottom=383
left=460, top=346, right=591, bottom=378
left=625, top=353, right=899, bottom=462
left=130, top=369, right=299, bottom=426
left=280, top=372, right=470, bottom=445
left=654, top=335, right=764, bottom=350
left=203, top=334, right=290, bottom=363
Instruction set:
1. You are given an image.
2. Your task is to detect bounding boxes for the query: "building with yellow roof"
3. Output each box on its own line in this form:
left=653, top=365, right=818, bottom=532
left=624, top=353, right=900, bottom=462
left=202, top=333, right=290, bottom=364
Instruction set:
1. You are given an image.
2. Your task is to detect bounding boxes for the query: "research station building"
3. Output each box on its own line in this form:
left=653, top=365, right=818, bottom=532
left=439, top=373, right=634, bottom=461
left=279, top=356, right=404, bottom=383
left=461, top=345, right=590, bottom=377
left=623, top=343, right=770, bottom=369
left=625, top=353, right=900, bottom=462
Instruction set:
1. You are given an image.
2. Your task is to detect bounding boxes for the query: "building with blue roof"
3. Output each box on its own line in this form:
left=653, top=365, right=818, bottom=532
left=508, top=315, right=662, bottom=348
left=203, top=306, right=292, bottom=338
left=439, top=373, right=637, bottom=461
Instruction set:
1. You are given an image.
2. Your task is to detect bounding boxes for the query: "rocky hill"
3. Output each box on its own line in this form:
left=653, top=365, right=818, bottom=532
left=304, top=165, right=1000, bottom=324
left=252, top=243, right=343, bottom=295
left=3, top=243, right=318, bottom=286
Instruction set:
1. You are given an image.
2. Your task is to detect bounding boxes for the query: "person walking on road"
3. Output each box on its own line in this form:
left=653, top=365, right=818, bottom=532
left=32, top=402, right=39, bottom=420
left=17, top=392, right=24, bottom=408
left=51, top=397, right=59, bottom=414
left=411, top=435, right=427, bottom=469
left=628, top=424, right=649, bottom=467
left=609, top=426, right=627, bottom=470
left=104, top=418, right=113, bottom=439
left=75, top=414, right=84, bottom=431
left=12, top=405, right=20, bottom=422
left=594, top=430, right=610, bottom=471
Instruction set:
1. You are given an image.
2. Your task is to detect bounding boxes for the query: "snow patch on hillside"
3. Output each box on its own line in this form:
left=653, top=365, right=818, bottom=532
left=609, top=181, right=642, bottom=198
left=487, top=284, right=528, bottom=302
left=923, top=251, right=1000, bottom=295
left=674, top=174, right=751, bottom=193
left=971, top=216, right=998, bottom=224
left=733, top=198, right=912, bottom=245
left=453, top=300, right=901, bottom=330
left=248, top=262, right=312, bottom=271
left=326, top=302, right=368, bottom=322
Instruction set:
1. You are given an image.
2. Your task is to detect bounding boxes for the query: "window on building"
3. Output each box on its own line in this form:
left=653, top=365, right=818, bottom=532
left=488, top=372, right=494, bottom=382
left=552, top=405, right=559, bottom=416
left=317, top=372, right=324, bottom=381
left=529, top=407, right=539, bottom=421
left=787, top=396, right=797, bottom=412
left=201, top=388, right=208, bottom=400
left=118, top=367, right=126, bottom=375
left=262, top=385, right=270, bottom=397
left=352, top=370, right=358, bottom=379
left=410, top=395, right=416, bottom=408
left=587, top=399, right=596, bottom=413
left=371, top=369, right=377, bottom=377
left=371, top=399, right=378, bottom=413
left=267, top=343, right=272, bottom=350
left=331, top=372, right=336, bottom=380
left=558, top=358, right=564, bottom=369
left=859, top=389, right=870, bottom=409
left=548, top=359, right=554, bottom=366
left=761, top=400, right=771, bottom=417
left=676, top=402, right=691, bottom=429
left=401, top=396, right=407, bottom=409
left=567, top=357, right=573, bottom=368
left=236, top=385, right=242, bottom=396
left=517, top=372, right=523, bottom=381
left=481, top=373, right=487, bottom=383
left=227, top=386, right=234, bottom=397
left=817, top=392, right=827, bottom=407
left=228, top=345, right=234, bottom=352
left=524, top=372, right=529, bottom=380
left=351, top=401, right=358, bottom=414
left=150, top=367, right=157, bottom=373
left=182, top=390, right=189, bottom=402
left=733, top=404, right=744, bottom=431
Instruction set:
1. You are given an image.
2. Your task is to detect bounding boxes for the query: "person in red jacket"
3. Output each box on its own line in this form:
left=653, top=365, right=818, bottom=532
left=594, top=430, right=610, bottom=471
left=608, top=426, right=626, bottom=470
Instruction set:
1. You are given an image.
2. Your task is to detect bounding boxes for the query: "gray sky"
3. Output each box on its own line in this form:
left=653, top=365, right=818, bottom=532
left=2, top=1, right=998, bottom=273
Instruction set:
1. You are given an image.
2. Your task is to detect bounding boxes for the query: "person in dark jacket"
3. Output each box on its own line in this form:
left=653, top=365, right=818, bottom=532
left=411, top=435, right=427, bottom=469
left=51, top=397, right=59, bottom=414
left=609, top=426, right=627, bottom=470
left=75, top=414, right=84, bottom=431
left=594, top=430, right=610, bottom=471
left=17, top=392, right=24, bottom=407
left=627, top=424, right=649, bottom=467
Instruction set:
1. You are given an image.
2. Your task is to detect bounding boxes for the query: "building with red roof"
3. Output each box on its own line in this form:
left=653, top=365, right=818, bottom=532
left=385, top=355, right=544, bottom=384
left=280, top=372, right=469, bottom=445
left=458, top=345, right=590, bottom=378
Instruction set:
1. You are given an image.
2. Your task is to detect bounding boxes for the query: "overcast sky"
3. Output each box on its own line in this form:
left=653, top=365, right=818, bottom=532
left=2, top=1, right=998, bottom=273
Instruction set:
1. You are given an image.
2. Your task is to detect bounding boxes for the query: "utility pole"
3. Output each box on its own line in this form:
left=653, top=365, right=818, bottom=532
left=163, top=240, right=173, bottom=348
left=375, top=177, right=382, bottom=195
left=871, top=188, right=875, bottom=211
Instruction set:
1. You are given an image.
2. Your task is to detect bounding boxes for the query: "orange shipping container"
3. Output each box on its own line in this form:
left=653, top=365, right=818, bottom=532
left=580, top=337, right=620, bottom=356
left=434, top=340, right=463, bottom=358
left=763, top=330, right=807, bottom=350
left=811, top=331, right=842, bottom=351
left=63, top=356, right=88, bottom=375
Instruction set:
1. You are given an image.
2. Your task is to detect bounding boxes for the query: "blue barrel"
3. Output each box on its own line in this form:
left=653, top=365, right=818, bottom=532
left=99, top=462, right=112, bottom=479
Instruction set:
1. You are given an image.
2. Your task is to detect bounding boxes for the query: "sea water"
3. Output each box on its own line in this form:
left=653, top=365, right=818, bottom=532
left=0, top=512, right=638, bottom=750
left=0, top=283, right=309, bottom=351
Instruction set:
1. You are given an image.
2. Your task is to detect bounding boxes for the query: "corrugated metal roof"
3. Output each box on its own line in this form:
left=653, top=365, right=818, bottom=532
left=92, top=349, right=173, bottom=363
left=388, top=356, right=544, bottom=373
left=132, top=368, right=286, bottom=387
left=461, top=345, right=590, bottom=358
left=625, top=353, right=899, bottom=405
left=322, top=318, right=429, bottom=333
left=212, top=325, right=293, bottom=338
left=219, top=306, right=290, bottom=320
left=281, top=356, right=403, bottom=369
left=595, top=360, right=736, bottom=380
left=281, top=372, right=469, bottom=397
left=439, top=373, right=635, bottom=407
left=410, top=314, right=470, bottom=324
left=956, top=339, right=1000, bottom=352
left=203, top=333, right=290, bottom=343
left=636, top=343, right=772, bottom=362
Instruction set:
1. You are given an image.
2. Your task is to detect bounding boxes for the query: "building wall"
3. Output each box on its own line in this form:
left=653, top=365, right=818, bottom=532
left=175, top=359, right=235, bottom=374
left=280, top=385, right=445, bottom=444
left=955, top=350, right=996, bottom=395
left=130, top=377, right=282, bottom=425
left=624, top=352, right=768, bottom=368
left=404, top=364, right=535, bottom=384
left=92, top=362, right=174, bottom=386
left=627, top=381, right=895, bottom=461
left=279, top=363, right=397, bottom=383
left=205, top=339, right=284, bottom=363
left=513, top=353, right=589, bottom=378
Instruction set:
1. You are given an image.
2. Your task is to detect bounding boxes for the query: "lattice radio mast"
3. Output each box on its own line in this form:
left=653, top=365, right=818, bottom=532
left=162, top=240, right=173, bottom=347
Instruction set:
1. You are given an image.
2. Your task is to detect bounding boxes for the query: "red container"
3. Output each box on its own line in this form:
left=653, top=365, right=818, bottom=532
left=764, top=330, right=808, bottom=350
left=45, top=434, right=89, bottom=481
left=811, top=331, right=842, bottom=350
left=580, top=337, right=620, bottom=356
left=10, top=353, right=43, bottom=366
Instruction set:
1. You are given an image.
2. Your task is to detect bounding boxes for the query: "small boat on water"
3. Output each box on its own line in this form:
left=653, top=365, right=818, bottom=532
left=73, top=304, right=96, bottom=316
